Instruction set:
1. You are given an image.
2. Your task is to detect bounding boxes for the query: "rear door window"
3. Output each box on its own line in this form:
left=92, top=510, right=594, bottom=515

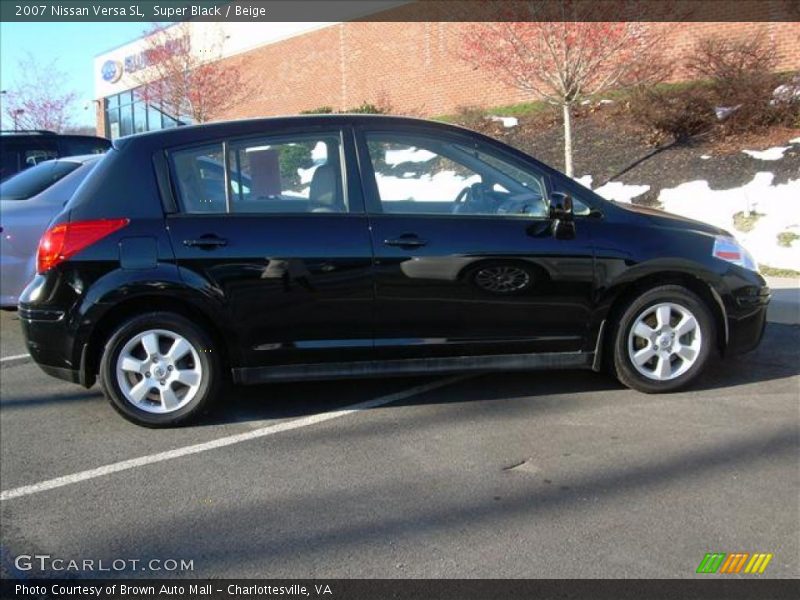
left=170, top=133, right=348, bottom=215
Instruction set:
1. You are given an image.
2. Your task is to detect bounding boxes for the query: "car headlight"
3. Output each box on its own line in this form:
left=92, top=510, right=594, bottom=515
left=712, top=235, right=758, bottom=272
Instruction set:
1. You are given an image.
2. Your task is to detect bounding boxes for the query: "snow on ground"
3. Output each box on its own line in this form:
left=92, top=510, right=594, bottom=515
left=715, top=105, right=740, bottom=120
left=574, top=175, right=593, bottom=188
left=489, top=116, right=519, bottom=128
left=575, top=145, right=799, bottom=270
left=742, top=146, right=791, bottom=161
left=573, top=176, right=652, bottom=205
left=659, top=173, right=800, bottom=270
left=701, top=155, right=711, bottom=160
left=593, top=181, right=651, bottom=203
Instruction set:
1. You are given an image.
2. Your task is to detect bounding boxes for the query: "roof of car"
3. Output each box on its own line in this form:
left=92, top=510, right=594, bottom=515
left=114, top=114, right=473, bottom=150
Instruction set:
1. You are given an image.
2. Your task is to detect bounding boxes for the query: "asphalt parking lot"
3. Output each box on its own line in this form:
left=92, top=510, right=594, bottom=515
left=0, top=308, right=798, bottom=579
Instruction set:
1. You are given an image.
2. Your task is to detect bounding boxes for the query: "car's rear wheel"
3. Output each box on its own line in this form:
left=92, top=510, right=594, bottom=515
left=612, top=285, right=715, bottom=393
left=99, top=312, right=220, bottom=427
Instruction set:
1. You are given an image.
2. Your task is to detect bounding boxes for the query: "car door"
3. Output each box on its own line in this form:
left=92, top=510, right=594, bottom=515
left=355, top=125, right=596, bottom=359
left=165, top=126, right=375, bottom=367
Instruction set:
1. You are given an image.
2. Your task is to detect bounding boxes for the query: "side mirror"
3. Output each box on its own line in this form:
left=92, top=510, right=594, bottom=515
left=549, top=192, right=576, bottom=239
left=549, top=192, right=574, bottom=221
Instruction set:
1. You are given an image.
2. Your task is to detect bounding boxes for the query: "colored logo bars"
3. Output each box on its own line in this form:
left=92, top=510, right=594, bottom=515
left=696, top=552, right=773, bottom=574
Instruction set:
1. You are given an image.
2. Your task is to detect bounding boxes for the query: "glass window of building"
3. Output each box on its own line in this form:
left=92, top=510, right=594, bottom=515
left=103, top=87, right=185, bottom=139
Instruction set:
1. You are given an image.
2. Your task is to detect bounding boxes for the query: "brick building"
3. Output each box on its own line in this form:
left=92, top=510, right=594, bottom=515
left=94, top=8, right=800, bottom=139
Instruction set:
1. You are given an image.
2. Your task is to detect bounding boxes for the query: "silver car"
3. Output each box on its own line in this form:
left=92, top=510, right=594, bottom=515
left=0, top=155, right=101, bottom=307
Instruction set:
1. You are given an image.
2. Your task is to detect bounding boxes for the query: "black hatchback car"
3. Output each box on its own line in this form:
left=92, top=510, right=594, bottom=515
left=19, top=115, right=769, bottom=427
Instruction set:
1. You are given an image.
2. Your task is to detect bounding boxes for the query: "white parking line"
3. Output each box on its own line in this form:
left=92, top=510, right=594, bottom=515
left=0, top=353, right=30, bottom=363
left=0, top=375, right=469, bottom=502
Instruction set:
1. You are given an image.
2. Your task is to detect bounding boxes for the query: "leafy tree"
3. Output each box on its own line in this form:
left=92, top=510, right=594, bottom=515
left=461, top=1, right=668, bottom=176
left=1, top=53, right=77, bottom=132
left=133, top=23, right=248, bottom=124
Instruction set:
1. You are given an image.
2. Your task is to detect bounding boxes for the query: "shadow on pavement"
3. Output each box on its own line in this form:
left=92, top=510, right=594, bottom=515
left=79, top=423, right=798, bottom=577
left=206, top=323, right=798, bottom=426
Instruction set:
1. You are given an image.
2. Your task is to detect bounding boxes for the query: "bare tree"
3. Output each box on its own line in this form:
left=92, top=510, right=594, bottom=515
left=132, top=22, right=246, bottom=124
left=461, top=1, right=669, bottom=176
left=1, top=53, right=77, bottom=132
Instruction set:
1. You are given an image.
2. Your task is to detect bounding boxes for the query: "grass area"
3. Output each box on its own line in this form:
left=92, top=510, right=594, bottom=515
left=777, top=231, right=800, bottom=248
left=760, top=264, right=800, bottom=278
left=489, top=100, right=552, bottom=118
left=733, top=211, right=765, bottom=233
left=435, top=80, right=714, bottom=122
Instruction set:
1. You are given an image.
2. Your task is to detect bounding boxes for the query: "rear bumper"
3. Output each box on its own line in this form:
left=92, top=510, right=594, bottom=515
left=39, top=363, right=82, bottom=385
left=19, top=304, right=91, bottom=387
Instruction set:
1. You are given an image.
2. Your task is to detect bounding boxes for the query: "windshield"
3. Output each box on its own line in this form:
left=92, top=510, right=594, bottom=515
left=0, top=160, right=82, bottom=200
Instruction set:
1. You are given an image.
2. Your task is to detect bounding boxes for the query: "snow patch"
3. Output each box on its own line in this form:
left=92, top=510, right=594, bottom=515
left=700, top=155, right=711, bottom=160
left=790, top=137, right=800, bottom=145
left=574, top=175, right=593, bottom=188
left=659, top=173, right=800, bottom=270
left=772, top=77, right=800, bottom=103
left=715, top=105, right=741, bottom=120
left=742, top=146, right=791, bottom=161
left=489, top=116, right=519, bottom=128
left=593, top=181, right=650, bottom=203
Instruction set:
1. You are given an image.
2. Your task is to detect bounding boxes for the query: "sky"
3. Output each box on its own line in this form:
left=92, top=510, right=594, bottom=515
left=0, top=22, right=155, bottom=128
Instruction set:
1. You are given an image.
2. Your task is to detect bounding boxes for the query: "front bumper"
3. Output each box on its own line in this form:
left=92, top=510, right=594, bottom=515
left=724, top=283, right=770, bottom=355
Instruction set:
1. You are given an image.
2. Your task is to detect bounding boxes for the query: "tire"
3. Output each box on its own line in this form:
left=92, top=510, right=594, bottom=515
left=99, top=312, right=221, bottom=427
left=612, top=285, right=715, bottom=393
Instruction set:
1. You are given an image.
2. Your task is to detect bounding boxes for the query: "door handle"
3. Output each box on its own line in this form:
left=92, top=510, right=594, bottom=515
left=183, top=236, right=228, bottom=248
left=384, top=235, right=427, bottom=248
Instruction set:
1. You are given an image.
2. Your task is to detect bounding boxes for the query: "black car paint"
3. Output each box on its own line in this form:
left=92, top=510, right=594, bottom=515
left=18, top=115, right=769, bottom=389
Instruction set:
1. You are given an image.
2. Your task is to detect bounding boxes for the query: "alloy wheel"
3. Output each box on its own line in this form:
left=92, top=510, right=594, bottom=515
left=115, top=329, right=203, bottom=414
left=627, top=302, right=703, bottom=381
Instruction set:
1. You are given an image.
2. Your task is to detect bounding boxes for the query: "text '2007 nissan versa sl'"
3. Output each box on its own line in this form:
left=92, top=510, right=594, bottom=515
left=19, top=115, right=770, bottom=427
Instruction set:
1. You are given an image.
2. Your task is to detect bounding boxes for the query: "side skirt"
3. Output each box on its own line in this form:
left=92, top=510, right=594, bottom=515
left=232, top=351, right=594, bottom=385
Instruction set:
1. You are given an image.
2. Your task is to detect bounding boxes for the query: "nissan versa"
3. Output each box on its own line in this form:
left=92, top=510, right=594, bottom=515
left=18, top=115, right=769, bottom=427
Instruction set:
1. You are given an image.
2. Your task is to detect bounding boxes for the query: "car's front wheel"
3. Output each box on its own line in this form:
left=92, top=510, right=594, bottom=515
left=613, top=285, right=715, bottom=393
left=99, top=312, right=220, bottom=427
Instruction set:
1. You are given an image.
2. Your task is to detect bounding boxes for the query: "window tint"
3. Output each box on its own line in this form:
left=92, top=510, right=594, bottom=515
left=365, top=133, right=547, bottom=218
left=0, top=160, right=82, bottom=200
left=171, top=134, right=347, bottom=215
left=172, top=144, right=227, bottom=213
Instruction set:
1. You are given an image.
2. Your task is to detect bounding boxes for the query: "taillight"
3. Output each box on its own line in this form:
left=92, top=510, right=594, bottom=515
left=37, top=218, right=129, bottom=274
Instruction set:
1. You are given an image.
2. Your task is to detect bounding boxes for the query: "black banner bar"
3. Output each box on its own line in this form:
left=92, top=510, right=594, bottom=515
left=1, top=0, right=798, bottom=23
left=2, top=579, right=800, bottom=600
